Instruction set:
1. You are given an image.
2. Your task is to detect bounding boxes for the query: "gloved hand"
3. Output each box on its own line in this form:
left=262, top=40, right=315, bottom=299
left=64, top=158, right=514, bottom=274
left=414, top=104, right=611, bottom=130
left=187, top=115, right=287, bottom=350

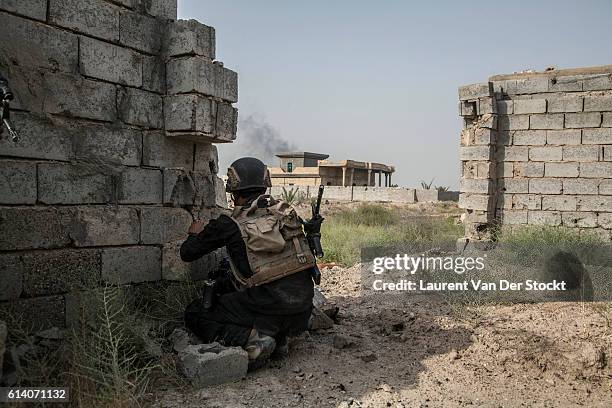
left=300, top=214, right=324, bottom=235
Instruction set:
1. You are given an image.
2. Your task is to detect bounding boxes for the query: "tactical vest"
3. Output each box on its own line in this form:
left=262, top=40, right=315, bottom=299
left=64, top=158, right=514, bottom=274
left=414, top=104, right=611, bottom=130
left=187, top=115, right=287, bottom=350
left=229, top=195, right=316, bottom=287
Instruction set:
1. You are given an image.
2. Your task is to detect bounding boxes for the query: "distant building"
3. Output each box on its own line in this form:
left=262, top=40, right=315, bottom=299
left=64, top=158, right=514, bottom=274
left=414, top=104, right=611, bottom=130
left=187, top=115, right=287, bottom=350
left=269, top=152, right=395, bottom=187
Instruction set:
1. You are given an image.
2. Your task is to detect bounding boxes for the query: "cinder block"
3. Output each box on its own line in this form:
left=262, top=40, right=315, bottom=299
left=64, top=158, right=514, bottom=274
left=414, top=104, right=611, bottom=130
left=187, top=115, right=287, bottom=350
left=166, top=57, right=238, bottom=102
left=0, top=254, right=23, bottom=301
left=498, top=115, right=529, bottom=130
left=565, top=112, right=601, bottom=128
left=542, top=195, right=576, bottom=211
left=79, top=36, right=143, bottom=87
left=547, top=96, right=583, bottom=113
left=459, top=146, right=491, bottom=161
left=544, top=162, right=579, bottom=178
left=584, top=96, right=612, bottom=112
left=477, top=97, right=496, bottom=115
left=163, top=170, right=217, bottom=207
left=502, top=210, right=528, bottom=225
left=548, top=75, right=583, bottom=92
left=600, top=179, right=612, bottom=195
left=0, top=161, right=37, bottom=204
left=164, top=19, right=215, bottom=58
left=43, top=72, right=117, bottom=121
left=582, top=128, right=612, bottom=144
left=0, top=0, right=47, bottom=20
left=143, top=55, right=166, bottom=93
left=605, top=146, right=612, bottom=161
left=527, top=211, right=561, bottom=226
left=562, top=146, right=600, bottom=161
left=194, top=143, right=219, bottom=174
left=162, top=241, right=219, bottom=281
left=102, top=246, right=161, bottom=284
left=70, top=120, right=142, bottom=166
left=0, top=207, right=73, bottom=250
left=118, top=167, right=163, bottom=204
left=0, top=113, right=74, bottom=161
left=178, top=343, right=248, bottom=387
left=546, top=129, right=581, bottom=145
left=513, top=162, right=544, bottom=177
left=21, top=249, right=101, bottom=296
left=563, top=179, right=600, bottom=195
left=603, top=113, right=612, bottom=127
left=497, top=130, right=512, bottom=145
left=506, top=77, right=549, bottom=94
left=142, top=0, right=178, bottom=20
left=142, top=130, right=194, bottom=169
left=513, top=99, right=546, bottom=114
left=529, top=114, right=564, bottom=130
left=38, top=162, right=115, bottom=204
left=458, top=83, right=491, bottom=100
left=49, top=0, right=120, bottom=41
left=0, top=12, right=78, bottom=73
left=214, top=101, right=239, bottom=142
left=502, top=146, right=529, bottom=161
left=582, top=75, right=612, bottom=91
left=119, top=9, right=163, bottom=54
left=118, top=87, right=164, bottom=128
left=0, top=295, right=65, bottom=330
left=512, top=194, right=541, bottom=210
left=529, top=146, right=562, bottom=161
left=140, top=207, right=192, bottom=244
left=70, top=206, right=140, bottom=247
left=597, top=213, right=612, bottom=229
left=577, top=196, right=612, bottom=212
left=496, top=100, right=513, bottom=114
left=458, top=194, right=490, bottom=211
left=512, top=130, right=546, bottom=145
left=529, top=179, right=562, bottom=194
left=164, top=94, right=214, bottom=133
left=580, top=162, right=612, bottom=178
left=460, top=179, right=491, bottom=194
left=562, top=212, right=598, bottom=228
left=501, top=178, right=528, bottom=194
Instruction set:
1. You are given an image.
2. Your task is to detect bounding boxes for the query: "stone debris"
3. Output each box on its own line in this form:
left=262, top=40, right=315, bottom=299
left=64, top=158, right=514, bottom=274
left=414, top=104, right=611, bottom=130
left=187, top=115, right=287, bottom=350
left=178, top=342, right=248, bottom=387
left=309, top=306, right=335, bottom=331
left=332, top=334, right=357, bottom=349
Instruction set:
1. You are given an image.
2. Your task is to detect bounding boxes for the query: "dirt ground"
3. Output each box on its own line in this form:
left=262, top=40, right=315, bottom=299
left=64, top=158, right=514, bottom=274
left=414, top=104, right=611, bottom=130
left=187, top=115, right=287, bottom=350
left=153, top=260, right=611, bottom=408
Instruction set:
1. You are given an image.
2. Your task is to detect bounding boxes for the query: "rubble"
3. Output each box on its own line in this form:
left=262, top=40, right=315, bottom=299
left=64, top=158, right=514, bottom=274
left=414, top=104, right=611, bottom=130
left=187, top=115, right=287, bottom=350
left=178, top=342, right=248, bottom=387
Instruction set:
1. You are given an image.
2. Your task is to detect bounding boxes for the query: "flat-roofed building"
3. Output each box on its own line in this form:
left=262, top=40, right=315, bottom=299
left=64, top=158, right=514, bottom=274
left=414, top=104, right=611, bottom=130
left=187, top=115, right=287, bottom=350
left=269, top=152, right=395, bottom=187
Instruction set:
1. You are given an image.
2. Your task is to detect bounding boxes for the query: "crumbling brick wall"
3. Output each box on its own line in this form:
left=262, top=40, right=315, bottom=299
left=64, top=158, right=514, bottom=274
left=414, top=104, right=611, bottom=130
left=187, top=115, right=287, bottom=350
left=0, top=0, right=238, bottom=329
left=458, top=66, right=612, bottom=244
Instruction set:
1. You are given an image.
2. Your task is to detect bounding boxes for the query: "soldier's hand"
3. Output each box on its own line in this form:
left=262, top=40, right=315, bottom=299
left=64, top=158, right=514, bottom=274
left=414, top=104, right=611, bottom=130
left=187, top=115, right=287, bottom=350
left=188, top=219, right=206, bottom=234
left=301, top=214, right=325, bottom=235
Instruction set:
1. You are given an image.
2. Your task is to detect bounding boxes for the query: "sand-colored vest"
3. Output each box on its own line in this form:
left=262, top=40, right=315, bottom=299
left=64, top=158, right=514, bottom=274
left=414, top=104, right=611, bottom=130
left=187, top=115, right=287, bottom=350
left=229, top=195, right=316, bottom=287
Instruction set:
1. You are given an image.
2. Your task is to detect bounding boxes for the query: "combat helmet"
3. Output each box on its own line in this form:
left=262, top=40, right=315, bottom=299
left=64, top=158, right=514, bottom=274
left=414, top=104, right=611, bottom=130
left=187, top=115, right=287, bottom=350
left=226, top=157, right=272, bottom=192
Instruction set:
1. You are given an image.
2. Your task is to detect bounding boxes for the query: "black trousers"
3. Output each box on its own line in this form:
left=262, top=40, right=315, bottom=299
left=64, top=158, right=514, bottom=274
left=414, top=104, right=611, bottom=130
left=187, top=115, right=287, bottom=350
left=184, top=290, right=312, bottom=347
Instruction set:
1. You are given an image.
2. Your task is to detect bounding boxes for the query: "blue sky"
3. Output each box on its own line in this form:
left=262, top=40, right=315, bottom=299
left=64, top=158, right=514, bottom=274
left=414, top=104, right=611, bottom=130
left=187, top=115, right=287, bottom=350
left=178, top=0, right=612, bottom=188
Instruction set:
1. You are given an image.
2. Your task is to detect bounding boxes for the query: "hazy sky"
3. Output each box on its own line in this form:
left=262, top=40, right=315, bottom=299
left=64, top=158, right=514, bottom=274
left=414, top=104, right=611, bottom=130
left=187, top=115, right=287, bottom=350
left=178, top=0, right=612, bottom=188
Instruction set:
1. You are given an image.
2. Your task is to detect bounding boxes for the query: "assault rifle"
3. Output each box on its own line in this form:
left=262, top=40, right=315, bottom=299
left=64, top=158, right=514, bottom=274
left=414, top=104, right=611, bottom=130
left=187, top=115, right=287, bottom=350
left=0, top=74, right=19, bottom=142
left=201, top=257, right=232, bottom=311
left=304, top=185, right=325, bottom=284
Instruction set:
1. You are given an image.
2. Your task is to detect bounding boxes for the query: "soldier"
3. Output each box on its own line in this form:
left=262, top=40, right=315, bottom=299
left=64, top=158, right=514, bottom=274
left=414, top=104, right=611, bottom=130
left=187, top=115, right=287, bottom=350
left=180, top=157, right=322, bottom=370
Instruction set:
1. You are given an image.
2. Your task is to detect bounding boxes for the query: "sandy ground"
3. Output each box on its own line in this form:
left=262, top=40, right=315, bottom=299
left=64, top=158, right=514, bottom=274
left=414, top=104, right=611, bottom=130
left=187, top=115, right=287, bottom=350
left=153, top=262, right=611, bottom=408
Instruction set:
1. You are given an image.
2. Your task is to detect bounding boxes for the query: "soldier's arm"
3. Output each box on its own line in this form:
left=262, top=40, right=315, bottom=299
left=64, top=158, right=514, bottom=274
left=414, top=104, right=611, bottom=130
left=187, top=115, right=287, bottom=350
left=180, top=215, right=234, bottom=262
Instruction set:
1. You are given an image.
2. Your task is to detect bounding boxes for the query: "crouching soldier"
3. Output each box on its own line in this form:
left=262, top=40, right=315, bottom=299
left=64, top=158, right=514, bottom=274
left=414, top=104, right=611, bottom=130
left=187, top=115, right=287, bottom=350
left=180, top=157, right=320, bottom=370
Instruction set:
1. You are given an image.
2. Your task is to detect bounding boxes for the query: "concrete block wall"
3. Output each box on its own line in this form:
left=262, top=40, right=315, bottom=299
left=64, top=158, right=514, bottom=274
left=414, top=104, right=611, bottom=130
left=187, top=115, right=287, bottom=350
left=0, top=0, right=237, bottom=330
left=268, top=186, right=458, bottom=204
left=458, top=66, right=612, bottom=242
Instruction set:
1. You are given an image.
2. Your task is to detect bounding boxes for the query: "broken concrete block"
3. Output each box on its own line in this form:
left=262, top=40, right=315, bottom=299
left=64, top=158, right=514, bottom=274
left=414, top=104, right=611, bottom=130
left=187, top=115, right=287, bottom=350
left=143, top=131, right=194, bottom=169
left=178, top=342, right=248, bottom=387
left=165, top=19, right=215, bottom=58
left=309, top=306, right=334, bottom=331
